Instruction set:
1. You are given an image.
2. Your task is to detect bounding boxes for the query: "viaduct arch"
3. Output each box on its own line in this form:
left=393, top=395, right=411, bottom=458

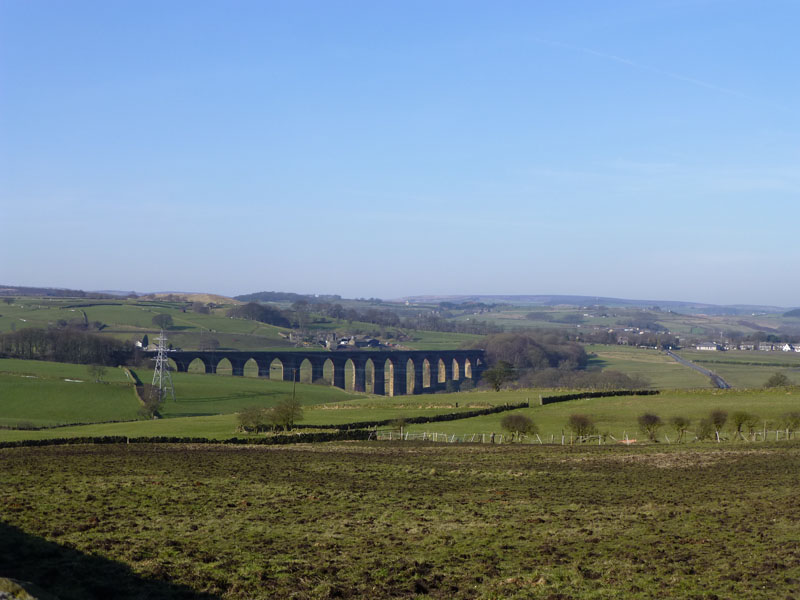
left=163, top=349, right=485, bottom=396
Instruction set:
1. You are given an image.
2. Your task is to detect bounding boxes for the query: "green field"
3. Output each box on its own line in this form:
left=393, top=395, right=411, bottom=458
left=0, top=297, right=482, bottom=353
left=0, top=359, right=140, bottom=428
left=0, top=298, right=295, bottom=350
left=398, top=330, right=482, bottom=350
left=0, top=358, right=369, bottom=435
left=2, top=442, right=799, bottom=599
left=677, top=350, right=800, bottom=388
left=406, top=388, right=800, bottom=441
left=3, top=353, right=799, bottom=444
left=585, top=344, right=713, bottom=389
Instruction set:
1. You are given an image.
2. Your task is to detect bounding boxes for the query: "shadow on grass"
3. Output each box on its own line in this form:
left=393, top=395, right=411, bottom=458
left=585, top=356, right=610, bottom=371
left=159, top=412, right=219, bottom=418
left=0, top=522, right=220, bottom=600
left=167, top=392, right=277, bottom=403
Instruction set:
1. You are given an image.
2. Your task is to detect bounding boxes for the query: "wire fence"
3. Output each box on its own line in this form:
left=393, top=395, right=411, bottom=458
left=370, top=428, right=800, bottom=445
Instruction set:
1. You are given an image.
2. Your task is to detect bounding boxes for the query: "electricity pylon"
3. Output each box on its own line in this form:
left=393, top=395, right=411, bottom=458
left=151, top=329, right=176, bottom=402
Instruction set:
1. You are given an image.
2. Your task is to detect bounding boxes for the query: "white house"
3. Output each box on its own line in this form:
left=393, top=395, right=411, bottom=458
left=696, top=342, right=721, bottom=351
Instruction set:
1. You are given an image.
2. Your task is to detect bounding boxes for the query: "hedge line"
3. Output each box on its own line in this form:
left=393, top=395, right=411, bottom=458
left=298, top=401, right=531, bottom=431
left=0, top=391, right=660, bottom=449
left=0, top=429, right=372, bottom=450
left=541, top=389, right=659, bottom=406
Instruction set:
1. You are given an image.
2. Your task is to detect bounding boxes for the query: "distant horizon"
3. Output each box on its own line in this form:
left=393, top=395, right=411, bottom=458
left=1, top=281, right=796, bottom=310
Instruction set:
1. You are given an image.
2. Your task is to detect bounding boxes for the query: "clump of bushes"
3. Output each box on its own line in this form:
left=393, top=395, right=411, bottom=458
left=566, top=414, right=597, bottom=439
left=500, top=414, right=537, bottom=441
left=764, top=372, right=791, bottom=388
left=237, top=397, right=304, bottom=434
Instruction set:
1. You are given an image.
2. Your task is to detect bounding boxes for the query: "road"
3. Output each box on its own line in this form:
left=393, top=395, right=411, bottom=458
left=665, top=350, right=731, bottom=389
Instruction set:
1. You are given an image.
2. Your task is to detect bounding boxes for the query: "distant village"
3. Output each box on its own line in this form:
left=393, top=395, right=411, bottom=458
left=695, top=341, right=800, bottom=352
left=279, top=331, right=390, bottom=350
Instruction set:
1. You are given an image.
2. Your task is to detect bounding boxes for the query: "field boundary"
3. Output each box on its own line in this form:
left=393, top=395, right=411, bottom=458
left=297, top=401, right=531, bottom=431
left=540, top=389, right=659, bottom=405
left=0, top=429, right=372, bottom=450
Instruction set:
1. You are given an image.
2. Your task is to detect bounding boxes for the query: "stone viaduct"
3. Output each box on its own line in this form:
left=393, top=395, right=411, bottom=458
left=165, top=349, right=485, bottom=396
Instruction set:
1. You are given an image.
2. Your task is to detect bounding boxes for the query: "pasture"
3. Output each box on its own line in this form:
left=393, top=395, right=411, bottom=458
left=585, top=344, right=713, bottom=389
left=0, top=298, right=295, bottom=350
left=0, top=359, right=140, bottom=428
left=403, top=387, right=800, bottom=441
left=2, top=442, right=799, bottom=599
left=3, top=353, right=799, bottom=444
left=0, top=358, right=366, bottom=437
left=677, top=349, right=800, bottom=388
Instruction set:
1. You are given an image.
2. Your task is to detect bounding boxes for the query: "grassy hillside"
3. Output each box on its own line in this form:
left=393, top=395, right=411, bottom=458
left=0, top=296, right=479, bottom=352
left=0, top=298, right=294, bottom=350
left=403, top=388, right=800, bottom=440
left=676, top=349, right=800, bottom=388
left=0, top=359, right=140, bottom=427
left=585, top=344, right=713, bottom=389
left=3, top=369, right=799, bottom=443
left=0, top=358, right=363, bottom=432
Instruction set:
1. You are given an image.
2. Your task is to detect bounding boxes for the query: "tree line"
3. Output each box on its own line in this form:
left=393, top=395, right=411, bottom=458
left=470, top=331, right=654, bottom=390
left=500, top=409, right=800, bottom=443
left=0, top=327, right=133, bottom=365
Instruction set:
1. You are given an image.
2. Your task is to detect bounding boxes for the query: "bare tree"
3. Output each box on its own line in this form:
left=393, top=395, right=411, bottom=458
left=238, top=406, right=268, bottom=434
left=670, top=416, right=691, bottom=443
left=152, top=314, right=174, bottom=330
left=87, top=364, right=107, bottom=383
left=501, top=414, right=537, bottom=441
left=269, top=397, right=304, bottom=431
left=138, top=384, right=163, bottom=418
left=696, top=418, right=715, bottom=441
left=637, top=413, right=662, bottom=442
left=710, top=410, right=728, bottom=441
left=782, top=412, right=800, bottom=439
left=483, top=361, right=515, bottom=391
left=567, top=414, right=597, bottom=438
left=199, top=337, right=220, bottom=351
left=730, top=411, right=759, bottom=440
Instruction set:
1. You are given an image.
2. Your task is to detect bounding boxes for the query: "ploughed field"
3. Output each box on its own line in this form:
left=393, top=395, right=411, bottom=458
left=2, top=442, right=800, bottom=599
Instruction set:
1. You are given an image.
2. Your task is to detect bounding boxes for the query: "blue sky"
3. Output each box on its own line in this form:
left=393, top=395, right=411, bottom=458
left=2, top=1, right=799, bottom=305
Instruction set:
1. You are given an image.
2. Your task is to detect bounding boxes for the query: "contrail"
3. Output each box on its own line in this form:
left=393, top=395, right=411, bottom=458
left=532, top=37, right=778, bottom=108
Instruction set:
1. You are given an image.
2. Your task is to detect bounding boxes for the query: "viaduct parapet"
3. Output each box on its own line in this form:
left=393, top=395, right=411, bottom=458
left=163, top=349, right=485, bottom=396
